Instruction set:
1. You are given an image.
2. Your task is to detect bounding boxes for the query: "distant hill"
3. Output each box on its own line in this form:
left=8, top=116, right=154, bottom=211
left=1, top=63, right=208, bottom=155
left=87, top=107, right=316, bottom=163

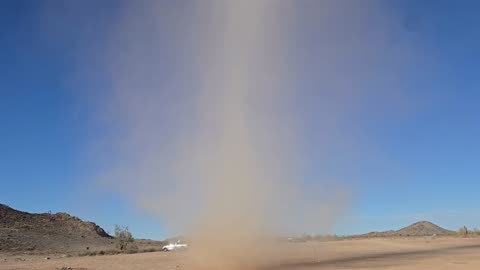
left=0, top=204, right=113, bottom=254
left=359, top=221, right=455, bottom=237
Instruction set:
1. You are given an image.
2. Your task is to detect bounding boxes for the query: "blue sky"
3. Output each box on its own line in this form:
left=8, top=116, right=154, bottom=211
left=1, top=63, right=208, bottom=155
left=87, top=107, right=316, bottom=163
left=1, top=1, right=480, bottom=239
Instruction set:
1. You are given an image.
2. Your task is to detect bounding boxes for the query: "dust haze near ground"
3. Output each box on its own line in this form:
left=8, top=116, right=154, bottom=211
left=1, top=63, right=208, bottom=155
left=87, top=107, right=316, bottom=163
left=90, top=1, right=422, bottom=269
left=5, top=238, right=480, bottom=270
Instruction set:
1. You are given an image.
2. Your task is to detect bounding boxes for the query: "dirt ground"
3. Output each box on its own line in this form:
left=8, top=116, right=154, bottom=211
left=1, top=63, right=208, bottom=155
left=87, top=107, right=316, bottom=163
left=2, top=237, right=480, bottom=270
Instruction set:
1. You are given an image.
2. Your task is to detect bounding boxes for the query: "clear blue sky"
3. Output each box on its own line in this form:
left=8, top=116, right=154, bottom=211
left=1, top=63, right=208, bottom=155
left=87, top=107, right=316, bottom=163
left=1, top=0, right=480, bottom=239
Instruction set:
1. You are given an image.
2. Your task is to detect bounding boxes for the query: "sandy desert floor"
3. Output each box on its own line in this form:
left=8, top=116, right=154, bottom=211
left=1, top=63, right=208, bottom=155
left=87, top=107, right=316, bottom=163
left=2, top=237, right=480, bottom=270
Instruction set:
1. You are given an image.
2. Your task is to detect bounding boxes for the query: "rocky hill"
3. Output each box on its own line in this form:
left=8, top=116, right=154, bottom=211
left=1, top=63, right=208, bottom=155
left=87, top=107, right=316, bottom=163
left=360, top=221, right=455, bottom=237
left=0, top=204, right=113, bottom=254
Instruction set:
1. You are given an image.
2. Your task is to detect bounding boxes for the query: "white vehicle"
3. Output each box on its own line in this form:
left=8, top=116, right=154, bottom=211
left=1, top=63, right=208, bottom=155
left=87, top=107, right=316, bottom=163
left=162, top=240, right=188, bottom=251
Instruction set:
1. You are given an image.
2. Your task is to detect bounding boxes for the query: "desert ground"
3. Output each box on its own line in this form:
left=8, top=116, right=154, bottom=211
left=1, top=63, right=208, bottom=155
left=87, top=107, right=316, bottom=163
left=2, top=237, right=480, bottom=270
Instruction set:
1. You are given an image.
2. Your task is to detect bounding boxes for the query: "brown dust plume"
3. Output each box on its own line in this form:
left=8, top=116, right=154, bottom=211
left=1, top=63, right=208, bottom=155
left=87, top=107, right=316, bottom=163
left=89, top=0, right=423, bottom=269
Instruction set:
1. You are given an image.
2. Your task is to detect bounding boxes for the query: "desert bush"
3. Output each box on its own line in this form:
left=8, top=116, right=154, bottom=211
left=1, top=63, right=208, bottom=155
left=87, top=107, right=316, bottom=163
left=79, top=250, right=98, bottom=257
left=114, top=225, right=137, bottom=252
left=104, top=249, right=121, bottom=255
left=458, top=226, right=469, bottom=237
left=142, top=247, right=158, bottom=253
left=126, top=248, right=139, bottom=254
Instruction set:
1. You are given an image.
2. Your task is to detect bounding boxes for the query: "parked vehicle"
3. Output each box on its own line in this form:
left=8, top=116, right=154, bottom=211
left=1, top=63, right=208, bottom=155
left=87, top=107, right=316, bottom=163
left=162, top=240, right=188, bottom=251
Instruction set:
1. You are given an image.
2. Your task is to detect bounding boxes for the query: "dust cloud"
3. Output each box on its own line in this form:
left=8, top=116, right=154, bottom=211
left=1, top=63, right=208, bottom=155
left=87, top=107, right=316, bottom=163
left=91, top=1, right=419, bottom=269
